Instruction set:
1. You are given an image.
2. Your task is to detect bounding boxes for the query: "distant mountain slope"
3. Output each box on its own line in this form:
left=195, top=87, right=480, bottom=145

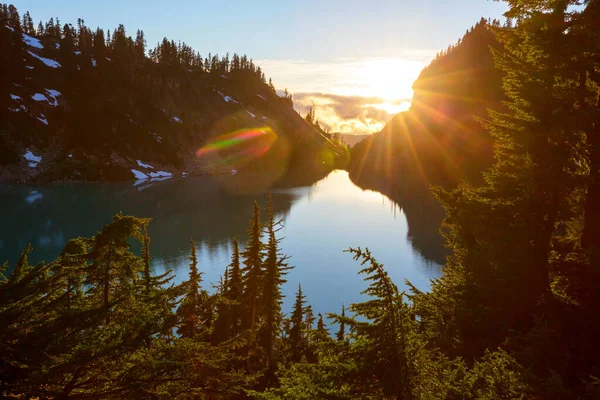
left=349, top=19, right=504, bottom=194
left=0, top=4, right=346, bottom=184
left=340, top=133, right=370, bottom=148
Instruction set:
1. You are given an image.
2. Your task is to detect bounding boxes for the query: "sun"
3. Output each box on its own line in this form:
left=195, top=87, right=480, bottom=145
left=356, top=58, right=424, bottom=101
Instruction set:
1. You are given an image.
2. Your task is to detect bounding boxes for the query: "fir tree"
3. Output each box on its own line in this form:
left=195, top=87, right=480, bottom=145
left=241, top=201, right=264, bottom=337
left=289, top=284, right=308, bottom=362
left=258, top=194, right=292, bottom=371
left=335, top=304, right=345, bottom=342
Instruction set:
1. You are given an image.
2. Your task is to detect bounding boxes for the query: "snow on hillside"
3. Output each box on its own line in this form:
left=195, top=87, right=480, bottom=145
left=28, top=50, right=61, bottom=68
left=24, top=150, right=42, bottom=167
left=32, top=93, right=49, bottom=102
left=218, top=91, right=239, bottom=104
left=131, top=169, right=148, bottom=180
left=31, top=90, right=60, bottom=106
left=149, top=171, right=172, bottom=178
left=137, top=160, right=154, bottom=169
left=37, top=115, right=48, bottom=125
left=22, top=33, right=43, bottom=49
left=46, top=89, right=61, bottom=106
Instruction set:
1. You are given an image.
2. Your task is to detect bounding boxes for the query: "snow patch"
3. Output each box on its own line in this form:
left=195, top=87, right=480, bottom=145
left=218, top=91, right=239, bottom=104
left=25, top=190, right=43, bottom=204
left=46, top=89, right=60, bottom=106
left=9, top=104, right=27, bottom=112
left=24, top=149, right=42, bottom=167
left=74, top=50, right=81, bottom=55
left=31, top=90, right=60, bottom=106
left=256, top=94, right=266, bottom=100
left=136, top=160, right=154, bottom=169
left=68, top=154, right=73, bottom=158
left=131, top=169, right=148, bottom=180
left=231, top=169, right=238, bottom=175
left=37, top=115, right=48, bottom=125
left=28, top=50, right=61, bottom=68
left=149, top=171, right=172, bottom=178
left=26, top=65, right=34, bottom=69
left=247, top=111, right=256, bottom=118
left=220, top=74, right=229, bottom=79
left=172, top=116, right=182, bottom=123
left=22, top=33, right=43, bottom=49
left=151, top=132, right=163, bottom=143
left=10, top=94, right=21, bottom=101
left=91, top=58, right=97, bottom=67
left=6, top=25, right=14, bottom=32
left=32, top=93, right=48, bottom=102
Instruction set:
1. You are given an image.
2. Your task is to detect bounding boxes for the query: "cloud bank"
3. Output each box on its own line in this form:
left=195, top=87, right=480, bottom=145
left=293, top=93, right=411, bottom=134
left=257, top=55, right=435, bottom=134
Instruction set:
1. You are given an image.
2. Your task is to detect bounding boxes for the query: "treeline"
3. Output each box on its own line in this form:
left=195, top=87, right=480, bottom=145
left=1, top=3, right=305, bottom=179
left=1, top=3, right=274, bottom=85
left=304, top=106, right=344, bottom=143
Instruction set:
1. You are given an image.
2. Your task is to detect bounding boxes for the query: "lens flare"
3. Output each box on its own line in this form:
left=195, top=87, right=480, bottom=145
left=196, top=127, right=277, bottom=169
left=197, top=126, right=292, bottom=194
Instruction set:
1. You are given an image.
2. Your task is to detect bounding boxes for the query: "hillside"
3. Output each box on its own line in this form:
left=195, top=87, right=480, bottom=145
left=0, top=4, right=346, bottom=184
left=348, top=18, right=504, bottom=196
left=340, top=133, right=370, bottom=147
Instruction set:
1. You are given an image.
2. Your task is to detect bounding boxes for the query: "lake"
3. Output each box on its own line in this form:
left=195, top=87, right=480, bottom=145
left=0, top=170, right=443, bottom=318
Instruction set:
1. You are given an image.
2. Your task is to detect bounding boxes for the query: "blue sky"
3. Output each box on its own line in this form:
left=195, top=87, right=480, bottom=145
left=13, top=0, right=508, bottom=133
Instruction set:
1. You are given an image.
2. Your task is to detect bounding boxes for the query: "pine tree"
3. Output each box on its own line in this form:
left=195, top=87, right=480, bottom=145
left=177, top=238, right=211, bottom=340
left=8, top=243, right=33, bottom=284
left=228, top=238, right=244, bottom=336
left=336, top=247, right=414, bottom=399
left=335, top=304, right=346, bottom=342
left=289, top=284, right=308, bottom=362
left=259, top=194, right=292, bottom=371
left=241, top=201, right=264, bottom=337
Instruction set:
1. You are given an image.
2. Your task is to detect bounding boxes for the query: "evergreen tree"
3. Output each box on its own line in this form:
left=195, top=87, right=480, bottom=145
left=335, top=304, right=346, bottom=342
left=177, top=238, right=212, bottom=340
left=258, top=194, right=292, bottom=371
left=337, top=247, right=413, bottom=399
left=241, top=201, right=264, bottom=337
left=288, top=284, right=308, bottom=362
left=228, top=238, right=244, bottom=337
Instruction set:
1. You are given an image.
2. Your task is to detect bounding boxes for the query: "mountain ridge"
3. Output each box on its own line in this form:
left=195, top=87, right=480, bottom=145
left=0, top=3, right=346, bottom=185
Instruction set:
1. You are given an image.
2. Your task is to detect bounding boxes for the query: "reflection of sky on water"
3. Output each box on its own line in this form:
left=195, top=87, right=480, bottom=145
left=1, top=170, right=443, bottom=318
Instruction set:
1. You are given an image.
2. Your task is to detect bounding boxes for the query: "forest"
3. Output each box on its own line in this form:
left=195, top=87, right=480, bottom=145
left=0, top=3, right=343, bottom=183
left=3, top=0, right=600, bottom=399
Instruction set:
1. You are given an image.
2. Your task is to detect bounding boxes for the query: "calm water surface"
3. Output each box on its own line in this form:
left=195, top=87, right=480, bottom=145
left=0, top=170, right=443, bottom=317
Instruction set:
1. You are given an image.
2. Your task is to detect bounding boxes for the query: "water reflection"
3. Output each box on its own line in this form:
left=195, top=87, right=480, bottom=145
left=0, top=175, right=301, bottom=266
left=0, top=170, right=445, bottom=315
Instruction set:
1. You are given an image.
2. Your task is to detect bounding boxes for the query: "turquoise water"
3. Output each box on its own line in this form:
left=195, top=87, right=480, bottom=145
left=0, top=170, right=442, bottom=316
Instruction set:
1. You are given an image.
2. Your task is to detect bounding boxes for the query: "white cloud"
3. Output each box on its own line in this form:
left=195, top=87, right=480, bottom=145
left=257, top=53, right=435, bottom=133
